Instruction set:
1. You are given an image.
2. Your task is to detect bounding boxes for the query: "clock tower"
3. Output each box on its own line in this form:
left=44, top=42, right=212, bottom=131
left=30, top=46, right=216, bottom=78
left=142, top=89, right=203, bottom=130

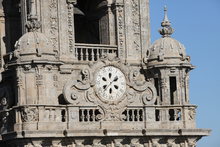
left=0, top=0, right=210, bottom=146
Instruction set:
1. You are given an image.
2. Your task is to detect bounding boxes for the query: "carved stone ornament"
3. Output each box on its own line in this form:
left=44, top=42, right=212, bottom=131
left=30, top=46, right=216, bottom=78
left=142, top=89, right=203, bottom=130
left=63, top=69, right=91, bottom=104
left=21, top=107, right=38, bottom=122
left=63, top=54, right=157, bottom=121
left=129, top=69, right=157, bottom=105
left=188, top=108, right=196, bottom=121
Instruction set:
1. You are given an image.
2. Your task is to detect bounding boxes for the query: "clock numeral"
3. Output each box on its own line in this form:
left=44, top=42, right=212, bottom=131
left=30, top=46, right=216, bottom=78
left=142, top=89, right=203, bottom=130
left=108, top=67, right=112, bottom=71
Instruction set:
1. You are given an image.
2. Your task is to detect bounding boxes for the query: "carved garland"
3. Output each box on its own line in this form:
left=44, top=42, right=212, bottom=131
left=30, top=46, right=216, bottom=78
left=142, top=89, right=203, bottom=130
left=49, top=0, right=59, bottom=53
left=115, top=3, right=125, bottom=59
left=131, top=0, right=141, bottom=52
left=67, top=2, right=74, bottom=52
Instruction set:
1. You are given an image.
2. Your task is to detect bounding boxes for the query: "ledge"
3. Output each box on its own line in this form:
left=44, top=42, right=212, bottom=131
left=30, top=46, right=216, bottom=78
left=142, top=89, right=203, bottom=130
left=0, top=128, right=211, bottom=141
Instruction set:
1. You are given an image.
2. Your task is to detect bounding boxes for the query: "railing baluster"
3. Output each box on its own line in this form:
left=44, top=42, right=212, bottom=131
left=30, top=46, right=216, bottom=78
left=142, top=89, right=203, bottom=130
left=92, top=109, right=95, bottom=122
left=74, top=44, right=118, bottom=61
left=91, top=48, right=94, bottom=61
left=126, top=110, right=129, bottom=122
left=80, top=48, right=83, bottom=61
left=85, top=48, right=88, bottom=61
left=75, top=48, right=78, bottom=59
left=132, top=110, right=135, bottom=122
left=137, top=109, right=140, bottom=122
left=82, top=109, right=85, bottom=122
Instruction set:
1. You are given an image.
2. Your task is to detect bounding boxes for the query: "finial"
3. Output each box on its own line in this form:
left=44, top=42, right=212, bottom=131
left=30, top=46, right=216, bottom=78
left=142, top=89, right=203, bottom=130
left=25, top=15, right=41, bottom=32
left=159, top=6, right=174, bottom=37
left=25, top=0, right=41, bottom=32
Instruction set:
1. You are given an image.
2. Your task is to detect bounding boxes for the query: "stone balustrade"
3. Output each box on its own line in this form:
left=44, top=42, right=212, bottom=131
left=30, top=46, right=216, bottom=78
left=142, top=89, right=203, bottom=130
left=75, top=43, right=118, bottom=61
left=155, top=106, right=182, bottom=122
left=0, top=105, right=196, bottom=133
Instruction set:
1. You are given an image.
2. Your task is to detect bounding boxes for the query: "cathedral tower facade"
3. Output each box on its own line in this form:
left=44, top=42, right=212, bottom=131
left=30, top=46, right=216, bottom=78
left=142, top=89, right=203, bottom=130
left=0, top=0, right=210, bottom=146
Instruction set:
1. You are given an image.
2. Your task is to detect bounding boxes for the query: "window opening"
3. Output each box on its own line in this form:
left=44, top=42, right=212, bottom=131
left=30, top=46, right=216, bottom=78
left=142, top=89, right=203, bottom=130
left=155, top=110, right=160, bottom=121
left=74, top=0, right=108, bottom=44
left=169, top=77, right=177, bottom=105
left=154, top=78, right=159, bottom=105
left=169, top=109, right=175, bottom=121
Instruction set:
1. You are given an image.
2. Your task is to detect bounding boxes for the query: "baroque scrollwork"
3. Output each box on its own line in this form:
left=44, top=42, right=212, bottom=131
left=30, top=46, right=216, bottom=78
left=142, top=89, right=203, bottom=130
left=129, top=69, right=157, bottom=105
left=63, top=55, right=157, bottom=121
left=63, top=69, right=91, bottom=104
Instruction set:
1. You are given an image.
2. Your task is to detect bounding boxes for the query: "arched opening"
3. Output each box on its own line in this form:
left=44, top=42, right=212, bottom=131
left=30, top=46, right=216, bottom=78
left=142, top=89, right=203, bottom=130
left=2, top=0, right=22, bottom=52
left=74, top=0, right=108, bottom=44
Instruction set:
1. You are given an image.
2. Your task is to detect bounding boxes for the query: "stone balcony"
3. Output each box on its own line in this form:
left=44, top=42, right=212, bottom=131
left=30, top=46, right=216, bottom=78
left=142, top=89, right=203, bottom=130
left=0, top=105, right=198, bottom=134
left=74, top=43, right=118, bottom=61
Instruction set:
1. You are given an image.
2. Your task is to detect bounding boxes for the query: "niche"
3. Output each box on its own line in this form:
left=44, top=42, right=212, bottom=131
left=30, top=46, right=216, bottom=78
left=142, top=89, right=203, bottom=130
left=3, top=0, right=22, bottom=52
left=169, top=77, right=177, bottom=105
left=154, top=78, right=159, bottom=105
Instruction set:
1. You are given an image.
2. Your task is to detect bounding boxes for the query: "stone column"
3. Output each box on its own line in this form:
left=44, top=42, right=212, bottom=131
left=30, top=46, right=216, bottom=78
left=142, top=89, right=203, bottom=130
left=140, top=0, right=150, bottom=63
left=16, top=67, right=25, bottom=105
left=179, top=69, right=186, bottom=105
left=99, top=1, right=116, bottom=45
left=59, top=0, right=77, bottom=61
left=185, top=70, right=190, bottom=104
left=160, top=69, right=170, bottom=105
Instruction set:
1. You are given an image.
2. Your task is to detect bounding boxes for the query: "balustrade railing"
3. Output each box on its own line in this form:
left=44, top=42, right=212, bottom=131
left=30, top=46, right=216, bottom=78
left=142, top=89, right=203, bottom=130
left=0, top=105, right=195, bottom=133
left=79, top=108, right=101, bottom=122
left=75, top=43, right=117, bottom=61
left=155, top=106, right=182, bottom=122
left=122, top=108, right=144, bottom=122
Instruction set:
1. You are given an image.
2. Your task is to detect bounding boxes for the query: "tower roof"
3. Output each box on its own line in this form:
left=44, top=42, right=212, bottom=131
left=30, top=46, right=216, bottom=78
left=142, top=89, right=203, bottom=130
left=14, top=16, right=57, bottom=61
left=147, top=6, right=190, bottom=67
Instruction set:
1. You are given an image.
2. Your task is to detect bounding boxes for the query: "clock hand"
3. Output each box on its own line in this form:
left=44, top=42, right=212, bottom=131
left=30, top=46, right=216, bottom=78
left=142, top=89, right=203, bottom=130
left=104, top=76, right=119, bottom=91
left=104, top=83, right=111, bottom=91
left=113, top=76, right=118, bottom=82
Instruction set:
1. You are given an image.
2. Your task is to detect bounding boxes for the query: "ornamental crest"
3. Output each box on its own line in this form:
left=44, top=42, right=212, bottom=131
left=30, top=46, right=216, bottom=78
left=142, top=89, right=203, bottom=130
left=63, top=54, right=157, bottom=121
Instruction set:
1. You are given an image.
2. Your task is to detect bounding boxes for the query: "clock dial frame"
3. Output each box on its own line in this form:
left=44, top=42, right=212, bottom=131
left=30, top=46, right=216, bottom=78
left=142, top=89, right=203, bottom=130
left=95, top=66, right=126, bottom=102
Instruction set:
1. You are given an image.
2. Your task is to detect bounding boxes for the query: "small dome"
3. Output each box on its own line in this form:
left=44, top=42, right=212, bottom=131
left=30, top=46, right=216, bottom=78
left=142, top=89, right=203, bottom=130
left=148, top=37, right=187, bottom=61
left=147, top=6, right=190, bottom=66
left=15, top=32, right=56, bottom=61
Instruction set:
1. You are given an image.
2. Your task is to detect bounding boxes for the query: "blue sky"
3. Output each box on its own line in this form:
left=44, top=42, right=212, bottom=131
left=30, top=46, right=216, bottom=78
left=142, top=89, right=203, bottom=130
left=150, top=0, right=220, bottom=146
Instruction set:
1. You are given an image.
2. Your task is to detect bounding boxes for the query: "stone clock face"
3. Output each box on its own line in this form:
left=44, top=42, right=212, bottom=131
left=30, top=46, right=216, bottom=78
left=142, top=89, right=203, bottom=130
left=95, top=66, right=126, bottom=102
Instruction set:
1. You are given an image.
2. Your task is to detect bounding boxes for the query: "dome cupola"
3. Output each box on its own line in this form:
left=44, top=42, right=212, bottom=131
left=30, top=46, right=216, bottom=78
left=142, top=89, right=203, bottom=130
left=14, top=15, right=57, bottom=61
left=147, top=7, right=190, bottom=67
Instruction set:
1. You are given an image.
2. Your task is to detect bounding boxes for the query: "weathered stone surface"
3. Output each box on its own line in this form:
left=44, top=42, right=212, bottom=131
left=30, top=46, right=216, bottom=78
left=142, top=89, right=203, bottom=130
left=0, top=0, right=210, bottom=147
